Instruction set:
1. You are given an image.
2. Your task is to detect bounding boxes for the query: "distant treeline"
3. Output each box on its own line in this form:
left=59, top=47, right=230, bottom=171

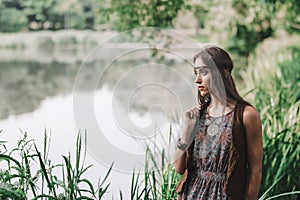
left=0, top=0, right=100, bottom=32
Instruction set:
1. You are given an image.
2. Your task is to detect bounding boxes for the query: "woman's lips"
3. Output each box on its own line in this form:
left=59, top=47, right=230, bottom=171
left=198, top=86, right=205, bottom=91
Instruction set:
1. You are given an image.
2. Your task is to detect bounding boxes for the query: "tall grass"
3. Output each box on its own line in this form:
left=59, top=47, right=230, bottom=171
left=0, top=130, right=112, bottom=199
left=123, top=126, right=181, bottom=200
left=129, top=148, right=181, bottom=200
left=242, top=46, right=300, bottom=199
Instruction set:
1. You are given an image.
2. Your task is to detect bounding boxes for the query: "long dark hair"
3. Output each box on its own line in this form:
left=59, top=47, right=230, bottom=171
left=193, top=45, right=251, bottom=109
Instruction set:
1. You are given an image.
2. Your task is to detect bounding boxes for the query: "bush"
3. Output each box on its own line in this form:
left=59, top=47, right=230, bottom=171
left=0, top=8, right=27, bottom=32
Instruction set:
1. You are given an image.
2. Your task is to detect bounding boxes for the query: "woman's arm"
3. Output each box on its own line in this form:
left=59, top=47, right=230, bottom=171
left=243, top=106, right=263, bottom=200
left=174, top=106, right=199, bottom=174
left=174, top=142, right=187, bottom=174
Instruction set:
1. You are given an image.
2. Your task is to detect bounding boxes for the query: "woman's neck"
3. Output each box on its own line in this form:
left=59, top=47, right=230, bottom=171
left=209, top=95, right=225, bottom=108
left=208, top=95, right=226, bottom=117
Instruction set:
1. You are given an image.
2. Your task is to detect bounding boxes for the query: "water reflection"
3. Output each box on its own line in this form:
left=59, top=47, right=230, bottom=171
left=0, top=61, right=79, bottom=119
left=0, top=58, right=197, bottom=121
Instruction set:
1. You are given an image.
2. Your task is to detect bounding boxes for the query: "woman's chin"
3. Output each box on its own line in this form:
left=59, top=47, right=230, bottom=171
left=199, top=92, right=209, bottom=97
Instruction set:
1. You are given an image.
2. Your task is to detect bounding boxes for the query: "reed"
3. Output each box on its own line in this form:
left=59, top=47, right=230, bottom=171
left=243, top=46, right=300, bottom=199
left=123, top=126, right=181, bottom=200
left=0, top=130, right=112, bottom=199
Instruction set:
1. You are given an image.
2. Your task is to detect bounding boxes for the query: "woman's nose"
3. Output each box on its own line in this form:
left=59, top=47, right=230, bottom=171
left=195, top=74, right=202, bottom=83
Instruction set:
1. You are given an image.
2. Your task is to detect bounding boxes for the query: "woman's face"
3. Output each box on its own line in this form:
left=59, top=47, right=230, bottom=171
left=194, top=58, right=211, bottom=97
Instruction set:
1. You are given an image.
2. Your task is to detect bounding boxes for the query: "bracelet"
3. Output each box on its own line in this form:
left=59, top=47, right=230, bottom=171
left=177, top=138, right=188, bottom=151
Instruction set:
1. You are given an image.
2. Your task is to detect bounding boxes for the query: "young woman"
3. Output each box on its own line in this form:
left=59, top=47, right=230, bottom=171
left=174, top=45, right=263, bottom=200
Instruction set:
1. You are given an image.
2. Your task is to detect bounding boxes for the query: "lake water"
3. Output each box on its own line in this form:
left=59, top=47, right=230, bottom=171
left=0, top=30, right=201, bottom=199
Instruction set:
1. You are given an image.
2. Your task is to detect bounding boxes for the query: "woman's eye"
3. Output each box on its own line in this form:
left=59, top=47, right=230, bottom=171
left=194, top=70, right=209, bottom=76
left=201, top=71, right=208, bottom=75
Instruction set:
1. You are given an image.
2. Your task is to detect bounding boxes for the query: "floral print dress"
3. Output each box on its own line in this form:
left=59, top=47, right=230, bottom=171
left=181, top=109, right=234, bottom=200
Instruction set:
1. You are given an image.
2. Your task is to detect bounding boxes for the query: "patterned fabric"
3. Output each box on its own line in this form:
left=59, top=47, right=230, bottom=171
left=181, top=109, right=234, bottom=200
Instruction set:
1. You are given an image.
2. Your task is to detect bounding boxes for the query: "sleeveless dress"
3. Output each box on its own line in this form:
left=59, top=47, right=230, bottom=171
left=181, top=109, right=234, bottom=200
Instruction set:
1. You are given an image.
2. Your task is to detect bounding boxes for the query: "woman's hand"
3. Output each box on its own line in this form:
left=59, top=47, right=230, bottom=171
left=174, top=106, right=200, bottom=174
left=182, top=106, right=200, bottom=143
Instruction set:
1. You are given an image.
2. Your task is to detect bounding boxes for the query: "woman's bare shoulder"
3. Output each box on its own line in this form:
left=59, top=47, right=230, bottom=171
left=243, top=105, right=261, bottom=127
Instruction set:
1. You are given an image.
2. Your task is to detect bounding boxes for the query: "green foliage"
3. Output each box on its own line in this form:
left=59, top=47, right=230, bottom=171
left=0, top=7, right=27, bottom=32
left=0, top=130, right=112, bottom=199
left=0, top=0, right=99, bottom=31
left=65, top=8, right=86, bottom=30
left=128, top=150, right=181, bottom=200
left=22, top=0, right=60, bottom=30
left=0, top=131, right=37, bottom=199
left=243, top=46, right=300, bottom=199
left=125, top=127, right=181, bottom=200
left=184, top=1, right=212, bottom=35
left=0, top=0, right=62, bottom=31
left=228, top=1, right=273, bottom=56
left=264, top=0, right=300, bottom=33
left=228, top=0, right=300, bottom=56
left=100, top=0, right=185, bottom=31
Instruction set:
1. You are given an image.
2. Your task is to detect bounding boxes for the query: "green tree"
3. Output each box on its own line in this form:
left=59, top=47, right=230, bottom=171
left=81, top=1, right=95, bottom=29
left=22, top=0, right=60, bottom=30
left=184, top=2, right=210, bottom=35
left=228, top=0, right=300, bottom=56
left=0, top=8, right=27, bottom=32
left=0, top=0, right=27, bottom=32
left=100, top=0, right=185, bottom=31
left=0, top=0, right=65, bottom=31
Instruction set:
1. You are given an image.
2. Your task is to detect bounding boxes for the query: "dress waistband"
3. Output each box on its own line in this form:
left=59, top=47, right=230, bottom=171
left=196, top=170, right=226, bottom=181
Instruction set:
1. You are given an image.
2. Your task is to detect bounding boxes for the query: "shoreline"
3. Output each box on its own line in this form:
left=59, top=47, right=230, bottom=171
left=0, top=30, right=203, bottom=63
